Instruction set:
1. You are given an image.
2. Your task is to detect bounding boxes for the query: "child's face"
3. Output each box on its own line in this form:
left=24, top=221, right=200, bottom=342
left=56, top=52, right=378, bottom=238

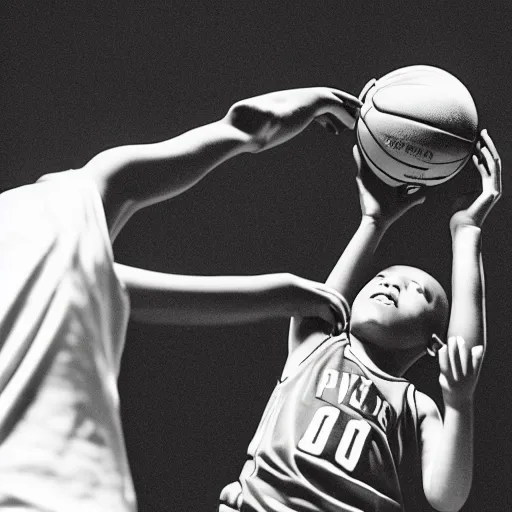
left=351, top=265, right=448, bottom=350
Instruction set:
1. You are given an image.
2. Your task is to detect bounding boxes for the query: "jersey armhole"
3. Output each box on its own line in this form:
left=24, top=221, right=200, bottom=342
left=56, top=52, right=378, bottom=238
left=280, top=333, right=347, bottom=382
left=37, top=170, right=127, bottom=294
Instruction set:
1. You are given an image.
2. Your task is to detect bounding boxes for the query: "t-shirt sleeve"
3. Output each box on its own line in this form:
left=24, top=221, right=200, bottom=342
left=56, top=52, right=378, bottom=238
left=36, top=169, right=114, bottom=258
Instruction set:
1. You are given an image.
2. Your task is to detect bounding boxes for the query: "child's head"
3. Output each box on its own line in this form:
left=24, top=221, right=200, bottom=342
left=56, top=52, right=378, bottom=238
left=350, top=265, right=448, bottom=352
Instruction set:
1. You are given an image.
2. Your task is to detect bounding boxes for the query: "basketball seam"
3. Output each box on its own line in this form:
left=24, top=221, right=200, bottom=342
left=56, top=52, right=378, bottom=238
left=376, top=82, right=455, bottom=96
left=376, top=66, right=455, bottom=88
left=407, top=155, right=468, bottom=181
left=370, top=97, right=476, bottom=143
left=358, top=115, right=469, bottom=182
left=356, top=125, right=411, bottom=185
left=379, top=66, right=444, bottom=79
left=364, top=106, right=467, bottom=165
left=359, top=113, right=429, bottom=171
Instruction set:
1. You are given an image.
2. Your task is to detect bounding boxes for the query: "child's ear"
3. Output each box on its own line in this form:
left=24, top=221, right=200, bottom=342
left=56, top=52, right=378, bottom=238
left=426, top=333, right=445, bottom=357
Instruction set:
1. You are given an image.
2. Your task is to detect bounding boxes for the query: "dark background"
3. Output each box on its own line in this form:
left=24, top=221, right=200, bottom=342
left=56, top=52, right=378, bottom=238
left=3, top=1, right=511, bottom=510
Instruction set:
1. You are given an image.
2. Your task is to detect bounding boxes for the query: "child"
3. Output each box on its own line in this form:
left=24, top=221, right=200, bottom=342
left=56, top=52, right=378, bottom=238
left=0, top=87, right=360, bottom=511
left=220, top=130, right=501, bottom=512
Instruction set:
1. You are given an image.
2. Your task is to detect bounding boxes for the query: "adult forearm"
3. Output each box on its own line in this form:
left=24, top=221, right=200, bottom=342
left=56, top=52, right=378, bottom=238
left=85, top=119, right=252, bottom=207
left=426, top=403, right=474, bottom=512
left=325, top=216, right=387, bottom=304
left=116, top=265, right=310, bottom=326
left=448, top=225, right=485, bottom=349
left=83, top=88, right=359, bottom=240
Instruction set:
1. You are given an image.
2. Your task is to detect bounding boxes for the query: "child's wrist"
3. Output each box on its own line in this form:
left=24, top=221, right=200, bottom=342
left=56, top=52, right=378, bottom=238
left=450, top=224, right=482, bottom=249
left=449, top=212, right=483, bottom=237
left=442, top=393, right=476, bottom=411
left=361, top=214, right=391, bottom=232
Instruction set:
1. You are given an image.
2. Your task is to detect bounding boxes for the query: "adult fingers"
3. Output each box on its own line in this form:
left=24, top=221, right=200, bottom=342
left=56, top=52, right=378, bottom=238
left=316, top=89, right=361, bottom=130
left=314, top=286, right=350, bottom=333
left=327, top=88, right=363, bottom=109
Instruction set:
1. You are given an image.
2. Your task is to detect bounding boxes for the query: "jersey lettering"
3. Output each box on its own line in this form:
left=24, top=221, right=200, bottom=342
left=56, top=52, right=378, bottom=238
left=298, top=406, right=340, bottom=455
left=316, top=368, right=394, bottom=433
left=298, top=406, right=371, bottom=472
left=334, top=419, right=371, bottom=471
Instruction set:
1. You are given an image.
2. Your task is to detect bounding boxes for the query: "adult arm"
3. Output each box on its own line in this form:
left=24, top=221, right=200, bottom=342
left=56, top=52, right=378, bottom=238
left=115, top=264, right=349, bottom=328
left=78, top=88, right=361, bottom=240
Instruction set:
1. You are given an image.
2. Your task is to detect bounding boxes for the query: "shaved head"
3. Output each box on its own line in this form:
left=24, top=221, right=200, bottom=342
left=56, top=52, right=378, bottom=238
left=351, top=265, right=450, bottom=350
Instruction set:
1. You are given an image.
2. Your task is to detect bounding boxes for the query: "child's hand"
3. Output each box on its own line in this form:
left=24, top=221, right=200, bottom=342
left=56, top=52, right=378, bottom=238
left=438, top=336, right=484, bottom=408
left=450, top=129, right=502, bottom=233
left=353, top=145, right=426, bottom=229
left=225, top=88, right=362, bottom=153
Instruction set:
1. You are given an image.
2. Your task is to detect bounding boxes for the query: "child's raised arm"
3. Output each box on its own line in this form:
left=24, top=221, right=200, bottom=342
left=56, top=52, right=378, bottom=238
left=288, top=146, right=425, bottom=353
left=420, top=129, right=501, bottom=512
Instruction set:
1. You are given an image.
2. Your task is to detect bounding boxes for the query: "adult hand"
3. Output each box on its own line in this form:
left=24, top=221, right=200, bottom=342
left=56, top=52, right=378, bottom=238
left=289, top=275, right=350, bottom=335
left=225, top=87, right=362, bottom=153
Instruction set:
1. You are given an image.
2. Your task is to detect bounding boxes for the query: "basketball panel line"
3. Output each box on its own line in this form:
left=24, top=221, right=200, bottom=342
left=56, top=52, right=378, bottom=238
left=357, top=125, right=412, bottom=185
left=358, top=116, right=467, bottom=182
left=370, top=95, right=477, bottom=143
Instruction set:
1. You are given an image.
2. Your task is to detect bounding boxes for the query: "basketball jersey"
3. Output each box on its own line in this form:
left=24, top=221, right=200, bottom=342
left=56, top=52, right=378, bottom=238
left=220, top=334, right=421, bottom=512
left=0, top=171, right=135, bottom=511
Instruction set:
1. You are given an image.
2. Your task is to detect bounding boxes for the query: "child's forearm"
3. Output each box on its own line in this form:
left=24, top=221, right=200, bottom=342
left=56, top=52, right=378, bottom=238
left=448, top=225, right=485, bottom=350
left=425, top=403, right=474, bottom=512
left=325, top=215, right=387, bottom=304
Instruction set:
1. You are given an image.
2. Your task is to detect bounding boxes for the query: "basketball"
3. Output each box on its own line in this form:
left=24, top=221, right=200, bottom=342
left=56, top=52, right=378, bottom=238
left=356, top=65, right=478, bottom=187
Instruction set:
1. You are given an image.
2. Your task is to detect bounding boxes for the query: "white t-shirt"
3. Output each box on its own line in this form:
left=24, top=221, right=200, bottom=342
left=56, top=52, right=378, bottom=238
left=0, top=171, right=135, bottom=511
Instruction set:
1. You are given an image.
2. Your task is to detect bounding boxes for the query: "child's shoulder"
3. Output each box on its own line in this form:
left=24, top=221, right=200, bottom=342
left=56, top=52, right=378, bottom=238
left=410, top=388, right=441, bottom=423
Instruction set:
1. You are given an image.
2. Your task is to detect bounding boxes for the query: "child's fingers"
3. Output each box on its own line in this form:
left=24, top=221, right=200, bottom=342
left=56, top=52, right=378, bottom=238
left=472, top=146, right=492, bottom=178
left=438, top=344, right=451, bottom=381
left=472, top=155, right=484, bottom=175
left=353, top=145, right=362, bottom=170
left=448, top=336, right=462, bottom=381
left=480, top=147, right=494, bottom=176
left=406, top=190, right=426, bottom=207
left=456, top=336, right=470, bottom=376
left=471, top=345, right=485, bottom=374
left=481, top=129, right=500, bottom=163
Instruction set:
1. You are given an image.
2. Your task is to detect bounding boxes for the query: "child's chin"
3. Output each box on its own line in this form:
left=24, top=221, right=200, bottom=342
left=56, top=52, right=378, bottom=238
left=352, top=323, right=412, bottom=351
